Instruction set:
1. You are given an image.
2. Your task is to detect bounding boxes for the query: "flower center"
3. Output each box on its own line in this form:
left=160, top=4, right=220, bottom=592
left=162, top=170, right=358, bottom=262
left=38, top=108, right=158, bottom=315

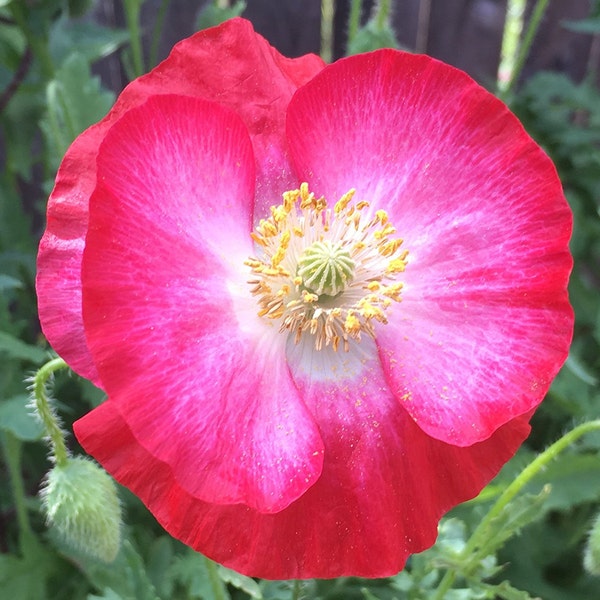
left=246, top=183, right=408, bottom=351
left=297, top=240, right=355, bottom=297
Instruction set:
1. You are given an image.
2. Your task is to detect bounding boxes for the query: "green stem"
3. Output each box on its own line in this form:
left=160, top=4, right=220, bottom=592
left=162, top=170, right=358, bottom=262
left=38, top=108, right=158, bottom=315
left=375, top=0, right=391, bottom=30
left=32, top=357, right=69, bottom=467
left=8, top=1, right=54, bottom=79
left=348, top=0, right=363, bottom=44
left=291, top=580, right=303, bottom=600
left=320, top=0, right=335, bottom=63
left=203, top=556, right=228, bottom=600
left=149, top=0, right=170, bottom=69
left=497, top=0, right=525, bottom=93
left=2, top=432, right=35, bottom=549
left=497, top=0, right=550, bottom=98
left=432, top=419, right=600, bottom=599
left=123, top=0, right=145, bottom=78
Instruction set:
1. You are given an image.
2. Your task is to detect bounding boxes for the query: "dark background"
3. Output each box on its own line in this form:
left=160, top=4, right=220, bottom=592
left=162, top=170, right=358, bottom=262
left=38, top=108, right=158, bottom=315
left=90, top=0, right=597, bottom=93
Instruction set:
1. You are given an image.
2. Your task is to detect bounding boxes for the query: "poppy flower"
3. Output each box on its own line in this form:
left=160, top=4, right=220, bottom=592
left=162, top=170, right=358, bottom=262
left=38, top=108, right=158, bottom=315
left=36, top=18, right=573, bottom=579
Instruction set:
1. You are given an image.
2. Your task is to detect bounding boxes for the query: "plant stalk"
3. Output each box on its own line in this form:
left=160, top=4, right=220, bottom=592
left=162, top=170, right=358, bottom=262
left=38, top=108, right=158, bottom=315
left=31, top=357, right=69, bottom=467
left=432, top=419, right=600, bottom=598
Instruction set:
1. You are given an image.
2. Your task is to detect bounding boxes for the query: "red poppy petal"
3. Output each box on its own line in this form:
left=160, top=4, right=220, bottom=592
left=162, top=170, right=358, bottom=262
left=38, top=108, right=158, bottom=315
left=286, top=49, right=573, bottom=445
left=81, top=95, right=323, bottom=512
left=37, top=17, right=324, bottom=381
left=137, top=17, right=325, bottom=213
left=75, top=346, right=531, bottom=579
left=36, top=127, right=106, bottom=384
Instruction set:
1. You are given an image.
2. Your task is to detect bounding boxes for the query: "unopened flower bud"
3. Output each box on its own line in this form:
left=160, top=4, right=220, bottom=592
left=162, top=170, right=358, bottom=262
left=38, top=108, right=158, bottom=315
left=584, top=512, right=600, bottom=576
left=41, top=456, right=122, bottom=562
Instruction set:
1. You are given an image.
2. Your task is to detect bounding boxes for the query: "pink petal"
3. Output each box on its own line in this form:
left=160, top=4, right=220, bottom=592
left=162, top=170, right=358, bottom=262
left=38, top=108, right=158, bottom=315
left=75, top=344, right=531, bottom=579
left=136, top=17, right=324, bottom=212
left=37, top=18, right=324, bottom=381
left=36, top=128, right=105, bottom=384
left=81, top=95, right=323, bottom=512
left=286, top=49, right=573, bottom=445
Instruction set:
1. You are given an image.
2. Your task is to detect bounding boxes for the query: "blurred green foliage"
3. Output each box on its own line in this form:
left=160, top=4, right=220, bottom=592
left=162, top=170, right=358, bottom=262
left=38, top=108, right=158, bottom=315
left=0, top=1, right=599, bottom=599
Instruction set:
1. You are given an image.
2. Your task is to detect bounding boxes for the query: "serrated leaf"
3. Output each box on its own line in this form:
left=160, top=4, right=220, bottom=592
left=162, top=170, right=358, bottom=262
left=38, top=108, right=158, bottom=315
left=40, top=52, right=115, bottom=168
left=436, top=518, right=469, bottom=555
left=472, top=487, right=550, bottom=563
left=0, top=330, right=47, bottom=363
left=390, top=570, right=414, bottom=592
left=217, top=564, right=262, bottom=598
left=478, top=580, right=538, bottom=600
left=0, top=394, right=43, bottom=440
left=168, top=550, right=230, bottom=600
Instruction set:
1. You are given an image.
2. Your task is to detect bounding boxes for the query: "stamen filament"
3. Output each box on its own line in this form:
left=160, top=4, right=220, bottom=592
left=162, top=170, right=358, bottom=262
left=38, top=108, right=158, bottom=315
left=246, top=184, right=408, bottom=351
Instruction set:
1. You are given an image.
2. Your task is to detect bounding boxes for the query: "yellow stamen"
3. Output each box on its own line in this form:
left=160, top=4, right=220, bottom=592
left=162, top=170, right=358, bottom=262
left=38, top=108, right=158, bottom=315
left=246, top=183, right=408, bottom=352
left=334, top=189, right=356, bottom=213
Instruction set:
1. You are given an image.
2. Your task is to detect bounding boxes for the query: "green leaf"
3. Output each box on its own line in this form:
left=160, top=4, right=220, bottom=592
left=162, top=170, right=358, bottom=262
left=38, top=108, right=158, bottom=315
left=49, top=16, right=129, bottom=64
left=40, top=52, right=115, bottom=168
left=444, top=591, right=484, bottom=600
left=530, top=453, right=600, bottom=511
left=259, top=580, right=297, bottom=600
left=0, top=536, right=58, bottom=600
left=0, top=330, right=47, bottom=363
left=471, top=487, right=550, bottom=565
left=498, top=524, right=600, bottom=600
left=564, top=354, right=598, bottom=386
left=562, top=17, right=600, bottom=34
left=0, top=394, right=43, bottom=441
left=81, top=539, right=159, bottom=600
left=0, top=554, right=45, bottom=600
left=347, top=19, right=400, bottom=55
left=1, top=85, right=46, bottom=181
left=67, top=0, right=93, bottom=18
left=0, top=274, right=23, bottom=291
left=478, top=580, right=538, bottom=600
left=0, top=175, right=35, bottom=254
left=146, top=537, right=174, bottom=599
left=196, top=1, right=246, bottom=30
left=168, top=550, right=230, bottom=600
left=217, top=564, right=262, bottom=598
left=88, top=590, right=126, bottom=600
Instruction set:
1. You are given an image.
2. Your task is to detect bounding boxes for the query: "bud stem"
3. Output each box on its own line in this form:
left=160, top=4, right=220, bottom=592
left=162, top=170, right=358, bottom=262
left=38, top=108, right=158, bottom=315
left=204, top=555, right=229, bottom=600
left=2, top=432, right=34, bottom=546
left=291, top=580, right=303, bottom=600
left=31, top=357, right=69, bottom=467
left=433, top=419, right=600, bottom=598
